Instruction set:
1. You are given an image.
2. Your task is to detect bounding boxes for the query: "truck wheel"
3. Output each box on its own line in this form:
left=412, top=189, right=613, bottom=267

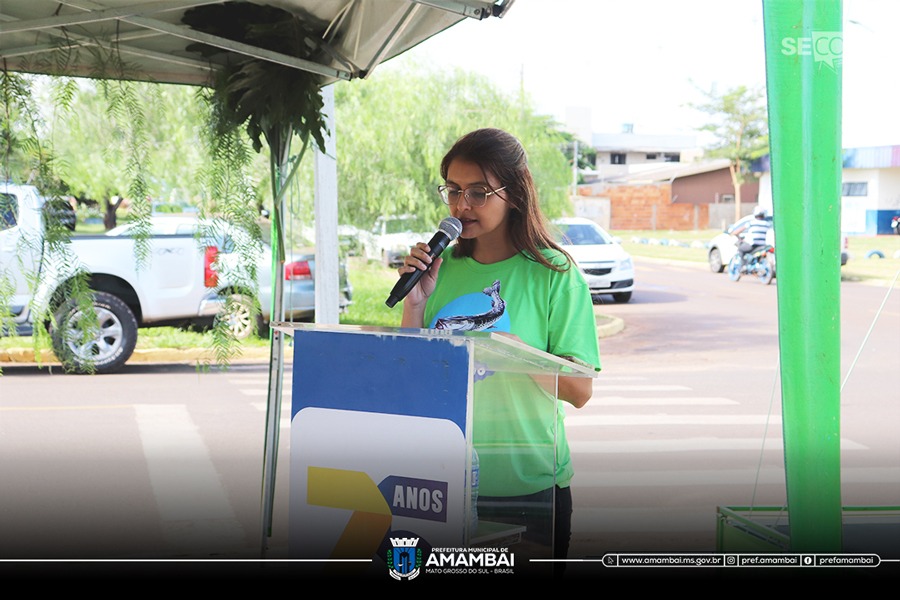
left=219, top=294, right=258, bottom=340
left=51, top=291, right=138, bottom=374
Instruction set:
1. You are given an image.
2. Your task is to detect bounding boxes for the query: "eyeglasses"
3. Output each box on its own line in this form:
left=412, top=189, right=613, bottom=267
left=437, top=184, right=507, bottom=207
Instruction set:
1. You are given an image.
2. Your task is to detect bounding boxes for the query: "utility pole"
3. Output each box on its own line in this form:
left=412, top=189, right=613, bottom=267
left=572, top=139, right=579, bottom=197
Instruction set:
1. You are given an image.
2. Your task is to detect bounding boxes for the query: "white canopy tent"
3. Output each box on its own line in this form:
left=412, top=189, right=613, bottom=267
left=1, top=0, right=507, bottom=86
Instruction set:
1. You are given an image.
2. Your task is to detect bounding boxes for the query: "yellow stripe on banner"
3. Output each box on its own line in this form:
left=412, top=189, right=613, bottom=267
left=307, top=466, right=392, bottom=514
left=330, top=510, right=393, bottom=561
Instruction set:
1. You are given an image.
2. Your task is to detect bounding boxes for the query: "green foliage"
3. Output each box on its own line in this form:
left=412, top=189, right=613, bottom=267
left=181, top=2, right=329, bottom=157
left=207, top=295, right=243, bottom=368
left=152, top=203, right=183, bottom=214
left=689, top=83, right=769, bottom=222
left=29, top=34, right=167, bottom=235
left=0, top=72, right=36, bottom=362
left=558, top=131, right=597, bottom=181
left=192, top=86, right=267, bottom=367
left=1, top=71, right=41, bottom=182
left=690, top=84, right=769, bottom=175
left=198, top=86, right=262, bottom=239
left=1, top=62, right=238, bottom=370
left=135, top=325, right=268, bottom=350
left=338, top=260, right=403, bottom=328
left=332, top=61, right=573, bottom=231
left=0, top=69, right=95, bottom=372
left=0, top=72, right=71, bottom=193
left=48, top=79, right=210, bottom=210
left=0, top=267, right=15, bottom=365
left=98, top=79, right=153, bottom=266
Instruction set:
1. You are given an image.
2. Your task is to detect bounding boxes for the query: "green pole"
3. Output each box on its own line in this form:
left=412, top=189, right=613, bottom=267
left=762, top=0, right=843, bottom=551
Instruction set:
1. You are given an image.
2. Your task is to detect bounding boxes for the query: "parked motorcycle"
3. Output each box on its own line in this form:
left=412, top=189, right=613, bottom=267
left=727, top=243, right=775, bottom=285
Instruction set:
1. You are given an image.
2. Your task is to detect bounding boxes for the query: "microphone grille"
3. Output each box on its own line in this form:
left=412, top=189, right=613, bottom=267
left=439, top=217, right=463, bottom=240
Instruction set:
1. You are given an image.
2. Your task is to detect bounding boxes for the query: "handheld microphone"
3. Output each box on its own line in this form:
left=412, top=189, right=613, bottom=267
left=385, top=217, right=462, bottom=308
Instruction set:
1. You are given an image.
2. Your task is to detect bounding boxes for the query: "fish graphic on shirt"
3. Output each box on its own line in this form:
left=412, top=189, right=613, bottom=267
left=434, top=280, right=505, bottom=331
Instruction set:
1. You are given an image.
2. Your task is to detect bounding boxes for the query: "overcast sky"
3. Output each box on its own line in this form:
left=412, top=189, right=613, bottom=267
left=387, top=0, right=898, bottom=149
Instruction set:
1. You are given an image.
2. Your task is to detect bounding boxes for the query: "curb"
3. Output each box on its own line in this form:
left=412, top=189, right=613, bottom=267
left=0, top=346, right=283, bottom=365
left=596, top=314, right=625, bottom=338
left=1, top=319, right=624, bottom=365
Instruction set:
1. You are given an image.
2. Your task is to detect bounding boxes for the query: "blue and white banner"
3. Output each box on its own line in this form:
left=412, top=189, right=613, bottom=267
left=289, top=329, right=472, bottom=561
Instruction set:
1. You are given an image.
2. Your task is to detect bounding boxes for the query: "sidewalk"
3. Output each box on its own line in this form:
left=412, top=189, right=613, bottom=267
left=0, top=344, right=277, bottom=366
left=0, top=312, right=624, bottom=366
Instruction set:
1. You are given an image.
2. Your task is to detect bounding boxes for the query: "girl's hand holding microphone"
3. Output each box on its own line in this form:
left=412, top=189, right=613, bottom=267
left=397, top=242, right=442, bottom=308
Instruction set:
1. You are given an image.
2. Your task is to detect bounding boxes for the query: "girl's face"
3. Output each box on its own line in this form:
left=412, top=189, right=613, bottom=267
left=444, top=158, right=511, bottom=244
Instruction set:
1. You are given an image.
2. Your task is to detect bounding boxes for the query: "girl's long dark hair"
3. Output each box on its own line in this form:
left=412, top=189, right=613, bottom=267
left=440, top=128, right=570, bottom=271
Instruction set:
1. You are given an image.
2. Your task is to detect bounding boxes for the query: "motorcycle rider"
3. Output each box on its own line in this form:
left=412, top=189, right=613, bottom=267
left=733, top=205, right=772, bottom=265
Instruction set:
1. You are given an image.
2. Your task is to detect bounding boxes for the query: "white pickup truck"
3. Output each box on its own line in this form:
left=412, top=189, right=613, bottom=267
left=1, top=183, right=228, bottom=374
left=365, top=214, right=432, bottom=268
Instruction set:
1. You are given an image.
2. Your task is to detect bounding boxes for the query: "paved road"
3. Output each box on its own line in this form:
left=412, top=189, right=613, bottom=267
left=564, top=257, right=899, bottom=579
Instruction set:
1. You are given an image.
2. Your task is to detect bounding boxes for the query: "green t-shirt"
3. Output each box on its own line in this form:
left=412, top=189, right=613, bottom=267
left=424, top=249, right=601, bottom=496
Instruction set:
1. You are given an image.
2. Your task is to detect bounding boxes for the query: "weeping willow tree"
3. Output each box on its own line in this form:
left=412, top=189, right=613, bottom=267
left=1, top=27, right=172, bottom=374
left=0, top=28, right=273, bottom=372
left=1, top=70, right=99, bottom=373
left=332, top=60, right=574, bottom=230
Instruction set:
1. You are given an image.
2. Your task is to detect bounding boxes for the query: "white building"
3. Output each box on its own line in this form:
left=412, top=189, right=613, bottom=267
left=754, top=145, right=900, bottom=235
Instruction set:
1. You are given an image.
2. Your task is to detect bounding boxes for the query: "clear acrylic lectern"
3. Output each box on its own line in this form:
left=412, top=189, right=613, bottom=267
left=275, top=323, right=597, bottom=577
